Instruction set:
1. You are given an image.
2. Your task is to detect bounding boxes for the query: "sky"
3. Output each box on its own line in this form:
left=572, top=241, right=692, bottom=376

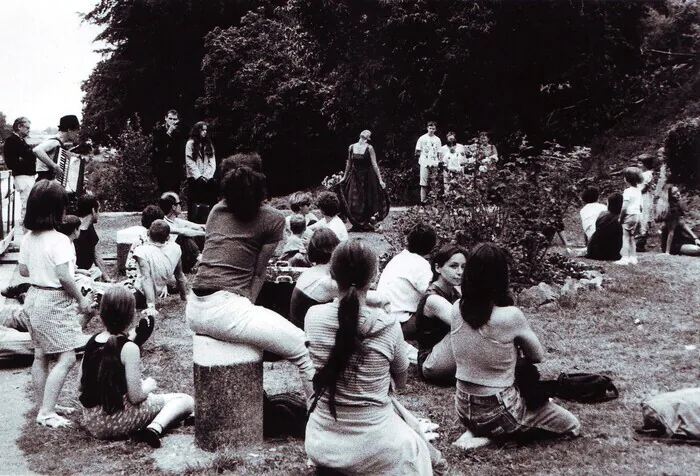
left=0, top=0, right=104, bottom=131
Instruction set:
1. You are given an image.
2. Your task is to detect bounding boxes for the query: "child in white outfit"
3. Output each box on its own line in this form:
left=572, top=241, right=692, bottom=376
left=617, top=167, right=644, bottom=265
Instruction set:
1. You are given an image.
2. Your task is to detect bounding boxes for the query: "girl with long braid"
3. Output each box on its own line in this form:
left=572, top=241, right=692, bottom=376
left=305, top=239, right=445, bottom=475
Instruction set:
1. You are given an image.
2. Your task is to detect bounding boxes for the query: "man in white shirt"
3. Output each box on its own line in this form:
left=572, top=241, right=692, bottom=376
left=377, top=223, right=437, bottom=339
left=579, top=187, right=607, bottom=245
left=415, top=121, right=442, bottom=204
left=306, top=191, right=349, bottom=242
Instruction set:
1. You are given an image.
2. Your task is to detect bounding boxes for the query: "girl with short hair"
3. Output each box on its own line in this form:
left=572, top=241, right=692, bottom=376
left=20, top=180, right=94, bottom=428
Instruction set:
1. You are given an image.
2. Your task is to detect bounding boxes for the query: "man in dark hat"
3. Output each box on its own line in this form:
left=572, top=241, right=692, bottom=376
left=2, top=117, right=36, bottom=227
left=33, top=115, right=81, bottom=181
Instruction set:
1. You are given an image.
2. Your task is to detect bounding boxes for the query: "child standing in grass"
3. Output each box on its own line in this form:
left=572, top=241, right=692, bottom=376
left=20, top=180, right=94, bottom=429
left=79, top=285, right=194, bottom=448
left=617, top=167, right=644, bottom=265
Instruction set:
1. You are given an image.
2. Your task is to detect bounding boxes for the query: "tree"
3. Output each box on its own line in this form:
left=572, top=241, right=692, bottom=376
left=81, top=0, right=273, bottom=144
left=0, top=111, right=12, bottom=157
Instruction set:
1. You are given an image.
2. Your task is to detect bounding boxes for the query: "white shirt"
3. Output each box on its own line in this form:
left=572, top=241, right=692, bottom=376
left=623, top=186, right=643, bottom=215
left=185, top=139, right=216, bottom=180
left=308, top=216, right=349, bottom=242
left=415, top=133, right=442, bottom=167
left=439, top=143, right=467, bottom=172
left=580, top=203, right=607, bottom=239
left=19, top=230, right=74, bottom=287
left=376, top=249, right=432, bottom=323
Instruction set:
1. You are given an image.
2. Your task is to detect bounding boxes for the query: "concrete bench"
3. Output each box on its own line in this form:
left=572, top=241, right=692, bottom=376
left=192, top=335, right=264, bottom=451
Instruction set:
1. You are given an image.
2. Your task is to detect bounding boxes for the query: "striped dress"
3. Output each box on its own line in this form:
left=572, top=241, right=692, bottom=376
left=304, top=302, right=432, bottom=475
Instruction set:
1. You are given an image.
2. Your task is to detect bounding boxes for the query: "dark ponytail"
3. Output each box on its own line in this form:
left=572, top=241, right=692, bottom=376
left=311, top=239, right=377, bottom=418
left=97, top=335, right=128, bottom=415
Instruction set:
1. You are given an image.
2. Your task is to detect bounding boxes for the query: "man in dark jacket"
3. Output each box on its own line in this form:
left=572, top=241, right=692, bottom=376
left=3, top=117, right=35, bottom=228
left=152, top=109, right=186, bottom=194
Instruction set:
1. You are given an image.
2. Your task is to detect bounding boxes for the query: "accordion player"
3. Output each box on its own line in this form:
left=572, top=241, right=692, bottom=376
left=57, top=147, right=86, bottom=195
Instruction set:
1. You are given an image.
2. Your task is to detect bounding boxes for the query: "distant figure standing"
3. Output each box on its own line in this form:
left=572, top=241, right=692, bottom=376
left=338, top=130, right=389, bottom=231
left=3, top=117, right=35, bottom=227
left=185, top=121, right=217, bottom=223
left=415, top=121, right=442, bottom=204
left=152, top=109, right=186, bottom=194
left=33, top=115, right=81, bottom=182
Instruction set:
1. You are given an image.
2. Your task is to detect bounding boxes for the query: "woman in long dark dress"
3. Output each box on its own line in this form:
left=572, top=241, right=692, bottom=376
left=338, top=130, right=390, bottom=232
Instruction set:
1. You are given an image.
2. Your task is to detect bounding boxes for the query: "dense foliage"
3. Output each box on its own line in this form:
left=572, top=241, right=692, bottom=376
left=384, top=139, right=591, bottom=288
left=665, top=117, right=700, bottom=186
left=83, top=0, right=658, bottom=194
left=85, top=118, right=158, bottom=211
left=81, top=0, right=276, bottom=144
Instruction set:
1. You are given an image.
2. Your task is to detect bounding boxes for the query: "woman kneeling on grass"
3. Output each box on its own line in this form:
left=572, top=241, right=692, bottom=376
left=656, top=184, right=700, bottom=256
left=79, top=285, right=194, bottom=448
left=305, top=239, right=446, bottom=475
left=452, top=243, right=580, bottom=442
left=415, top=245, right=467, bottom=385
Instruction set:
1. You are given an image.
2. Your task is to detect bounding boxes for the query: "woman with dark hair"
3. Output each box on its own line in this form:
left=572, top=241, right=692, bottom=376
left=185, top=154, right=315, bottom=399
left=337, top=130, right=390, bottom=231
left=79, top=285, right=193, bottom=447
left=305, top=239, right=444, bottom=475
left=20, top=180, right=94, bottom=428
left=185, top=121, right=217, bottom=222
left=657, top=184, right=700, bottom=256
left=452, top=243, right=579, bottom=442
left=415, top=244, right=466, bottom=384
left=586, top=192, right=623, bottom=261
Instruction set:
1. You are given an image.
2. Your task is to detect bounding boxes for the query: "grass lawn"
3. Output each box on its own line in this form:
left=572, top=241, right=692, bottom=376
left=16, top=211, right=700, bottom=475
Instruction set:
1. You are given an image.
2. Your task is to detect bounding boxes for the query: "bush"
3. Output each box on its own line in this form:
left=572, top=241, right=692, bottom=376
left=385, top=138, right=591, bottom=288
left=85, top=118, right=159, bottom=211
left=665, top=117, right=700, bottom=186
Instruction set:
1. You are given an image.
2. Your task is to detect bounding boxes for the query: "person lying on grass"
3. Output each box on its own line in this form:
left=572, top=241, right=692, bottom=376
left=305, top=239, right=447, bottom=475
left=452, top=242, right=580, bottom=442
left=78, top=285, right=193, bottom=448
left=415, top=244, right=467, bottom=385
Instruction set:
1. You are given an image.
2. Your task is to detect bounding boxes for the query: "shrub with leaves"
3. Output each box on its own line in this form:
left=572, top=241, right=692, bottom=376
left=385, top=138, right=591, bottom=288
left=86, top=118, right=158, bottom=211
left=665, top=117, right=700, bottom=186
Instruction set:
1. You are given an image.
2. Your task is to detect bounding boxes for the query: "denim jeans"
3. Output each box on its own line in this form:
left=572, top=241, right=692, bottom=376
left=456, top=383, right=580, bottom=439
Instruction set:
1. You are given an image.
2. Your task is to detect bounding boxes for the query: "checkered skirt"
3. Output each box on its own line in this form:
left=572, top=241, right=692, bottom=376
left=81, top=393, right=166, bottom=440
left=23, top=286, right=83, bottom=354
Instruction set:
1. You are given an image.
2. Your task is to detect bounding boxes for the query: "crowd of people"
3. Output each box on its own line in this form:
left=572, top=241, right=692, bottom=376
left=581, top=151, right=700, bottom=263
left=3, top=111, right=698, bottom=474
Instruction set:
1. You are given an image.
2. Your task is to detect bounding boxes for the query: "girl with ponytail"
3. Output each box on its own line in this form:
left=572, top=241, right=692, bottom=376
left=79, top=285, right=193, bottom=447
left=305, top=239, right=444, bottom=475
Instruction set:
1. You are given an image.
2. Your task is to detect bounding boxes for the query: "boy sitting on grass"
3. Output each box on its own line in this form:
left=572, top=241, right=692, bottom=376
left=579, top=186, right=607, bottom=246
left=307, top=191, right=349, bottom=242
left=281, top=214, right=310, bottom=267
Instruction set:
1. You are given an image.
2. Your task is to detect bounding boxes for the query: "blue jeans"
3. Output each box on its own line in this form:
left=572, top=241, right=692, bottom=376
left=456, top=383, right=580, bottom=439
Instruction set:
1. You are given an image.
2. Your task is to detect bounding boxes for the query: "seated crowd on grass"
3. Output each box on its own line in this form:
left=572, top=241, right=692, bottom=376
left=5, top=141, right=699, bottom=474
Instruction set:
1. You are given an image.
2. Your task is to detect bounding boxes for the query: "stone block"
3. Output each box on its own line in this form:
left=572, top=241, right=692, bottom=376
left=193, top=335, right=263, bottom=452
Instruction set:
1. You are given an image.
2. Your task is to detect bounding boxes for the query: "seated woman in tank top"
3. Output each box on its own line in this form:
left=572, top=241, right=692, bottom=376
left=451, top=243, right=580, bottom=442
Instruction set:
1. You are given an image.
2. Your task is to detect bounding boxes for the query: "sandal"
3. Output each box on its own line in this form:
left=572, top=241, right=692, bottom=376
left=37, top=413, right=72, bottom=428
left=55, top=404, right=76, bottom=416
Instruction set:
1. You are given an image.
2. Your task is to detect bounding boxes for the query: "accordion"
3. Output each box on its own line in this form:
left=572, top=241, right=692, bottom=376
left=57, top=148, right=86, bottom=194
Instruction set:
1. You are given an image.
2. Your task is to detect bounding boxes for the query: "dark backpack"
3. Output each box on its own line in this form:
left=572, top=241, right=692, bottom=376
left=555, top=372, right=619, bottom=403
left=263, top=391, right=308, bottom=439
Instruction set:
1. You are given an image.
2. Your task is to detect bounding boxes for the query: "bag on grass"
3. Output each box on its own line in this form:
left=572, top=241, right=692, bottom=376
left=555, top=372, right=619, bottom=403
left=638, top=388, right=700, bottom=441
left=263, top=391, right=307, bottom=439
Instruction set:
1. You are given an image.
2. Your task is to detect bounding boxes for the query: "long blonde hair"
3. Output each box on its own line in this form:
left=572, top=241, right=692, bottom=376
left=655, top=184, right=673, bottom=223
